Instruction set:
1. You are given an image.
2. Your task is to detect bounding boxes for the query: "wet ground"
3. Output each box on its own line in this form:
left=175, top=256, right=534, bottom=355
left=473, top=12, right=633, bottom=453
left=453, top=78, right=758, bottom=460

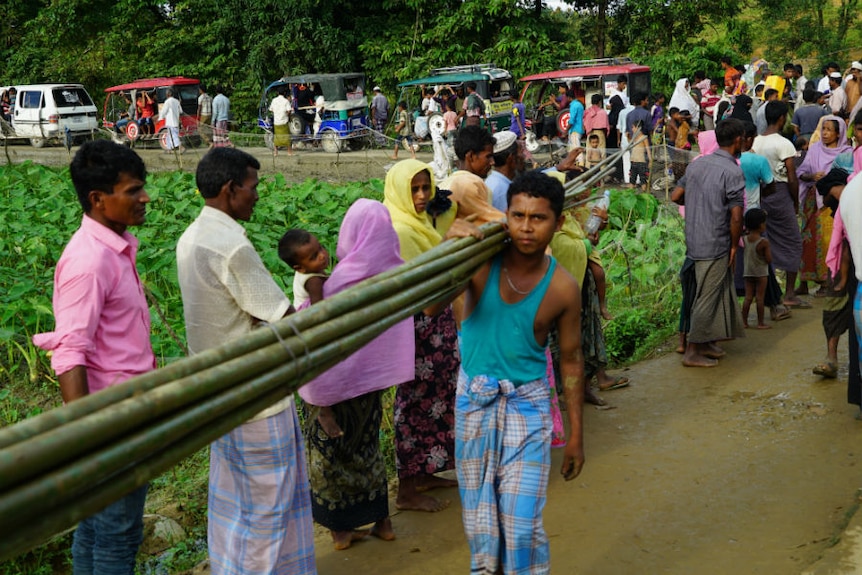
left=306, top=299, right=861, bottom=575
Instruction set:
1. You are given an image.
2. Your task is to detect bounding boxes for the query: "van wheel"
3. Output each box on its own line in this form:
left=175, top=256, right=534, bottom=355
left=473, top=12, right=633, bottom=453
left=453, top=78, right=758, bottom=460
left=126, top=122, right=140, bottom=141
left=30, top=138, right=46, bottom=149
left=288, top=116, right=306, bottom=136
left=321, top=132, right=343, bottom=153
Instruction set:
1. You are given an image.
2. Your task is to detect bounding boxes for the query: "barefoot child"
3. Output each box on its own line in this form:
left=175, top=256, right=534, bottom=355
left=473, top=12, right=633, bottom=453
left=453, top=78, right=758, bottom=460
left=278, top=229, right=341, bottom=436
left=742, top=208, right=772, bottom=329
left=391, top=101, right=416, bottom=160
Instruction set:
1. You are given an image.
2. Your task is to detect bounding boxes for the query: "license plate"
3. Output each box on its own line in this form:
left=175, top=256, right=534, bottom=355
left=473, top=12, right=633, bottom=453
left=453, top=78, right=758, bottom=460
left=70, top=116, right=83, bottom=123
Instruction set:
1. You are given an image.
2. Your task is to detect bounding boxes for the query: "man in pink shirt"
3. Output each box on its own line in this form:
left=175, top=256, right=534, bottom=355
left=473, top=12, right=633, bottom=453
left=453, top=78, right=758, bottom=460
left=33, top=140, right=154, bottom=574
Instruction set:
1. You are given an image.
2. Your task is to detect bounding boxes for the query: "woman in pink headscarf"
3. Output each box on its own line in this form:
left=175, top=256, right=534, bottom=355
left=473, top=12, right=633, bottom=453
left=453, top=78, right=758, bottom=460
left=299, top=199, right=415, bottom=550
left=798, top=115, right=852, bottom=293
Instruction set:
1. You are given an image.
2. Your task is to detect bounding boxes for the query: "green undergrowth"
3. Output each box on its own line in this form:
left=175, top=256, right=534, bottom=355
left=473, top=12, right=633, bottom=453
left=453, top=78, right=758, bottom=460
left=598, top=189, right=685, bottom=363
left=0, top=163, right=683, bottom=572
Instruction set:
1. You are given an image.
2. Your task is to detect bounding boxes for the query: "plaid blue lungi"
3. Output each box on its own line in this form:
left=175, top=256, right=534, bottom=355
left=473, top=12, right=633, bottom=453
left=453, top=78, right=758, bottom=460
left=208, top=403, right=316, bottom=575
left=455, top=370, right=552, bottom=575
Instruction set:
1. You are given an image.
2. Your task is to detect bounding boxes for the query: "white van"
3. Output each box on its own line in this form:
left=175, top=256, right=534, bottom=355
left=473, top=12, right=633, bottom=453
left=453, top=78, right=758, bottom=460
left=10, top=84, right=99, bottom=148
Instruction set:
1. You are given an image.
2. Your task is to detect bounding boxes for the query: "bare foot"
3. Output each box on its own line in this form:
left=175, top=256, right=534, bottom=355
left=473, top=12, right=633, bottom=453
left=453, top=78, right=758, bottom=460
left=416, top=475, right=458, bottom=492
left=756, top=324, right=772, bottom=330
left=676, top=333, right=686, bottom=354
left=370, top=518, right=396, bottom=541
left=682, top=353, right=718, bottom=367
left=601, top=306, right=613, bottom=321
left=585, top=388, right=607, bottom=406
left=702, top=343, right=726, bottom=359
left=395, top=492, right=450, bottom=512
left=390, top=155, right=399, bottom=160
left=318, top=407, right=344, bottom=439
left=743, top=323, right=749, bottom=329
left=332, top=529, right=370, bottom=550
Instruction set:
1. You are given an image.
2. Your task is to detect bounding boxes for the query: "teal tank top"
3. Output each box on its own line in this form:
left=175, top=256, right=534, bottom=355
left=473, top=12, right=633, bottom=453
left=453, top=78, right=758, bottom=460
left=461, top=254, right=557, bottom=386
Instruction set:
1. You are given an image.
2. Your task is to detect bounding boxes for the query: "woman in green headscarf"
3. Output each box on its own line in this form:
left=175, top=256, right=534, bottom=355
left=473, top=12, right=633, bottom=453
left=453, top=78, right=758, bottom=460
left=383, top=159, right=461, bottom=512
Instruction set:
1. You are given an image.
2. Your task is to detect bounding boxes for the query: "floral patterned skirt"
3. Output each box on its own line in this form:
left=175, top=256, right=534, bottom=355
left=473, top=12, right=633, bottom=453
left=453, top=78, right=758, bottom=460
left=302, top=391, right=388, bottom=532
left=394, top=308, right=459, bottom=479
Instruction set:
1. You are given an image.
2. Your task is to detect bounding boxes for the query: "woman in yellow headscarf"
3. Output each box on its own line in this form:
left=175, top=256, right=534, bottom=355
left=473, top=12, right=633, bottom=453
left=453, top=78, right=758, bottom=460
left=383, top=159, right=460, bottom=513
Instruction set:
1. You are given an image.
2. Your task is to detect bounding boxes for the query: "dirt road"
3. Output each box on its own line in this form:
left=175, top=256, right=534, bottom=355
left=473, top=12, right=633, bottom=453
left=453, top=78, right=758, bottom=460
left=311, top=301, right=861, bottom=575
left=0, top=142, right=442, bottom=184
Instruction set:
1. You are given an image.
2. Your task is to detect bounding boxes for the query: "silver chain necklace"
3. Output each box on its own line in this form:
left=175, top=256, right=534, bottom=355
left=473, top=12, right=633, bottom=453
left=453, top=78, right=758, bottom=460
left=503, top=257, right=547, bottom=295
left=503, top=266, right=532, bottom=295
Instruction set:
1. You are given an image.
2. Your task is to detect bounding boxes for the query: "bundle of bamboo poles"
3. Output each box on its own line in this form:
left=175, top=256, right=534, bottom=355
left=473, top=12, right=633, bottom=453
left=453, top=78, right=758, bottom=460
left=0, top=144, right=632, bottom=560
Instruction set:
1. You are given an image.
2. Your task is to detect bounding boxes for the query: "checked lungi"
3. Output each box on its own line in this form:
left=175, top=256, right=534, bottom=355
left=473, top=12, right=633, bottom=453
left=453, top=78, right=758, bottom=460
left=208, top=403, right=316, bottom=575
left=213, top=120, right=231, bottom=147
left=455, top=370, right=552, bottom=575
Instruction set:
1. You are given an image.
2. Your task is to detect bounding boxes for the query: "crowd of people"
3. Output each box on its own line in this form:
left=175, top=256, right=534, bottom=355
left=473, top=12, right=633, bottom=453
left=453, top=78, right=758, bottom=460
left=35, top=116, right=638, bottom=574
left=666, top=57, right=862, bottom=434
left=28, top=53, right=862, bottom=575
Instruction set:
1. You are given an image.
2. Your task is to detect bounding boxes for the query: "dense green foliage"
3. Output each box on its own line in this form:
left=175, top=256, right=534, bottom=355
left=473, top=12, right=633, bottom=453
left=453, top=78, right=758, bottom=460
left=0, top=163, right=383, bottom=407
left=3, top=0, right=858, bottom=124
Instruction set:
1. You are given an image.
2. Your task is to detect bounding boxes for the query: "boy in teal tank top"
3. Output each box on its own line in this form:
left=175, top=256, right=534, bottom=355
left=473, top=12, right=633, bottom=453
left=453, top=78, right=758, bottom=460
left=454, top=170, right=585, bottom=575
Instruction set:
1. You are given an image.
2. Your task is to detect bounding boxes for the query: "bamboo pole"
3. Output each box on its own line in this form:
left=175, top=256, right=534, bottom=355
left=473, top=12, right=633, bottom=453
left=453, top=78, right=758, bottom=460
left=0, top=240, right=501, bottom=493
left=0, top=225, right=507, bottom=451
left=0, top=280, right=469, bottom=557
left=0, top=147, right=645, bottom=559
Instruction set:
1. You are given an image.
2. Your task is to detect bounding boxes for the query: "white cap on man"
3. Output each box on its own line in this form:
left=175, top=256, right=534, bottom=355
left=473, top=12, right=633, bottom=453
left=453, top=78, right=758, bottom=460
left=492, top=131, right=518, bottom=154
left=851, top=61, right=862, bottom=71
left=373, top=86, right=381, bottom=92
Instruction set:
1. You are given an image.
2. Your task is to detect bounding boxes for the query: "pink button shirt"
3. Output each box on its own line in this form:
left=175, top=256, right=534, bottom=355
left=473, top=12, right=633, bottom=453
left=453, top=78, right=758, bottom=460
left=33, top=215, right=155, bottom=394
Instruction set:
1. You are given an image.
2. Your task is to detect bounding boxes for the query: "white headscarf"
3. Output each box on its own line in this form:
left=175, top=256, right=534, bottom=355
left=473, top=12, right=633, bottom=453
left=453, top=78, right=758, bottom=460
left=669, top=78, right=700, bottom=125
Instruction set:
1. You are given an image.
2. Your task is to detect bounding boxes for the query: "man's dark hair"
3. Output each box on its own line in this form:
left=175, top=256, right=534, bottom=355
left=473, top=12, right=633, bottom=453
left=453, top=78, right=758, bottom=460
left=754, top=84, right=765, bottom=95
left=668, top=107, right=680, bottom=116
left=694, top=71, right=706, bottom=81
left=466, top=82, right=477, bottom=92
left=764, top=101, right=788, bottom=126
left=743, top=120, right=757, bottom=139
left=795, top=64, right=804, bottom=75
left=744, top=207, right=767, bottom=230
left=720, top=56, right=732, bottom=65
left=454, top=125, right=495, bottom=160
left=784, top=63, right=796, bottom=72
left=70, top=140, right=146, bottom=212
left=652, top=92, right=665, bottom=103
left=278, top=229, right=312, bottom=267
left=196, top=148, right=260, bottom=199
left=715, top=118, right=745, bottom=147
left=425, top=88, right=434, bottom=96
left=616, top=75, right=627, bottom=84
left=764, top=88, right=779, bottom=100
left=591, top=93, right=602, bottom=105
left=397, top=100, right=407, bottom=109
left=827, top=61, right=841, bottom=71
left=803, top=88, right=817, bottom=103
left=215, top=84, right=224, bottom=94
left=507, top=170, right=564, bottom=218
left=854, top=108, right=862, bottom=127
left=493, top=142, right=517, bottom=167
left=632, top=92, right=647, bottom=106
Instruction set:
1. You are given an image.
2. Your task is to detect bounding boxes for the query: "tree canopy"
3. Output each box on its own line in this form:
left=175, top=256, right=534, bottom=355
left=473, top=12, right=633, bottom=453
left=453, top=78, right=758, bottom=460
left=2, top=0, right=859, bottom=122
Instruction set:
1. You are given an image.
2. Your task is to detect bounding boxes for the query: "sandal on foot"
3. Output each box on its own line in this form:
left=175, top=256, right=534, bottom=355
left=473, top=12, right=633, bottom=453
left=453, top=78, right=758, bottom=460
left=598, top=376, right=630, bottom=391
left=812, top=362, right=838, bottom=378
left=770, top=307, right=792, bottom=321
